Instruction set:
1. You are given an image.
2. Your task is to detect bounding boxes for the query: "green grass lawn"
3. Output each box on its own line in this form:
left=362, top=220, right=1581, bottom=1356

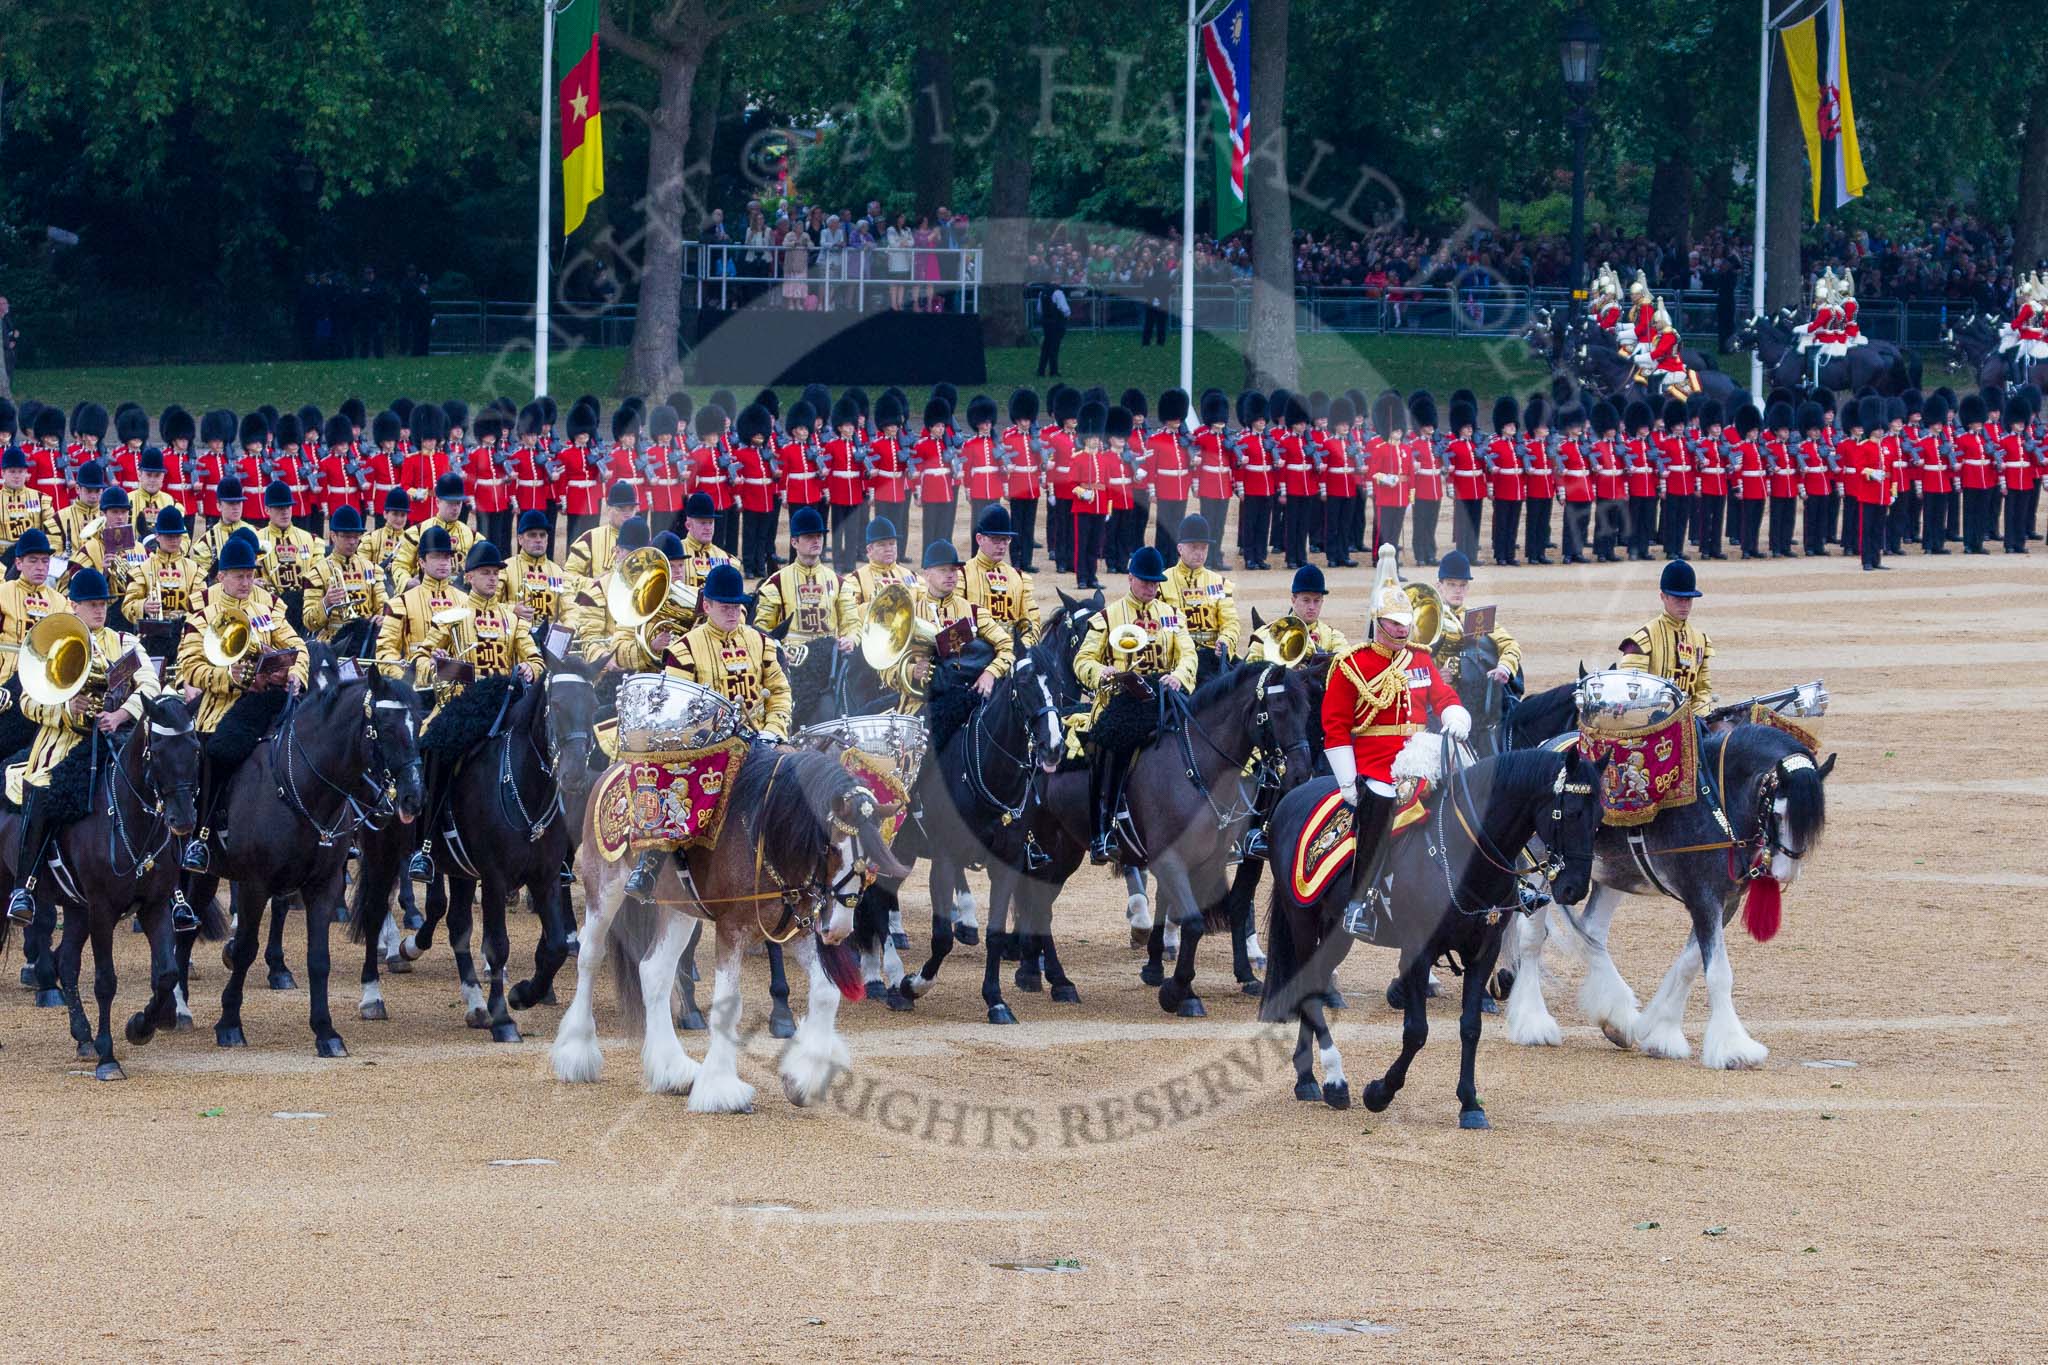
left=9, top=332, right=1750, bottom=422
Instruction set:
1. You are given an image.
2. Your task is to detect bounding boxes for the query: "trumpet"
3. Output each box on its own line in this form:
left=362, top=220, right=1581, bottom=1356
left=1107, top=621, right=1149, bottom=667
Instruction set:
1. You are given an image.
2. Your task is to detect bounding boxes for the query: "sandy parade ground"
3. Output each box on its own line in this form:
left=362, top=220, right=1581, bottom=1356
left=3, top=544, right=2044, bottom=1362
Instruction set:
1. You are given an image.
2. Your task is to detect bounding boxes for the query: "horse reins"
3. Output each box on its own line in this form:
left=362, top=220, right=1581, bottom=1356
left=273, top=686, right=416, bottom=847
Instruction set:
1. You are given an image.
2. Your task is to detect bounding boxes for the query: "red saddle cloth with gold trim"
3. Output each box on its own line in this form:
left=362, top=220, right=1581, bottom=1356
left=1287, top=779, right=1431, bottom=907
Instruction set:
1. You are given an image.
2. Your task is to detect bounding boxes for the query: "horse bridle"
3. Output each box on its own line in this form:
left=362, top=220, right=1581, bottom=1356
left=104, top=712, right=200, bottom=876
left=748, top=758, right=880, bottom=943
left=498, top=672, right=593, bottom=842
left=1436, top=754, right=1597, bottom=917
left=1175, top=665, right=1308, bottom=830
left=1738, top=751, right=1816, bottom=882
left=277, top=685, right=420, bottom=846
left=965, top=654, right=1059, bottom=826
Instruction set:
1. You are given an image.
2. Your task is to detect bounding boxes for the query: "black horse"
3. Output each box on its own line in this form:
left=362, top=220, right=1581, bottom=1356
left=1262, top=744, right=1606, bottom=1127
left=1447, top=636, right=1575, bottom=759
left=0, top=694, right=202, bottom=1079
left=1943, top=312, right=2048, bottom=393
left=177, top=671, right=425, bottom=1055
left=1733, top=310, right=1913, bottom=395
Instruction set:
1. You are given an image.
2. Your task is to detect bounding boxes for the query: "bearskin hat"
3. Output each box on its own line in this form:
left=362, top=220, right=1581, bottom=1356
left=1623, top=400, right=1653, bottom=436
left=1119, top=387, right=1147, bottom=419
left=1859, top=395, right=1886, bottom=434
left=1733, top=403, right=1762, bottom=438
left=800, top=384, right=832, bottom=421
left=930, top=383, right=958, bottom=415
left=966, top=395, right=998, bottom=430
left=1959, top=393, right=1988, bottom=427
left=1920, top=394, right=1948, bottom=427
left=31, top=406, right=65, bottom=443
left=324, top=415, right=354, bottom=449
left=1408, top=391, right=1438, bottom=430
left=873, top=394, right=904, bottom=431
left=1237, top=391, right=1267, bottom=426
left=1794, top=400, right=1823, bottom=432
left=70, top=403, right=107, bottom=442
left=843, top=387, right=870, bottom=420
left=161, top=405, right=195, bottom=445
left=539, top=395, right=559, bottom=426
left=515, top=402, right=544, bottom=438
left=256, top=404, right=279, bottom=432
left=695, top=406, right=728, bottom=441
left=1660, top=397, right=1687, bottom=428
left=116, top=406, right=149, bottom=445
left=297, top=404, right=324, bottom=438
left=1078, top=401, right=1109, bottom=439
left=2005, top=395, right=2032, bottom=428
left=736, top=403, right=774, bottom=446
left=1106, top=405, right=1136, bottom=442
left=1308, top=390, right=1330, bottom=424
left=1010, top=388, right=1040, bottom=425
left=197, top=409, right=233, bottom=446
left=1900, top=388, right=1923, bottom=419
left=372, top=410, right=402, bottom=445
left=1268, top=388, right=1293, bottom=424
left=1837, top=399, right=1861, bottom=432
left=830, top=397, right=863, bottom=433
left=669, top=392, right=693, bottom=423
left=920, top=397, right=950, bottom=431
left=779, top=401, right=812, bottom=437
left=1373, top=391, right=1406, bottom=436
left=1450, top=387, right=1477, bottom=412
left=274, top=413, right=304, bottom=447
left=334, top=397, right=364, bottom=432
left=391, top=397, right=416, bottom=426
left=565, top=403, right=599, bottom=443
left=0, top=398, right=15, bottom=436
left=1492, top=395, right=1519, bottom=433
left=1053, top=387, right=1083, bottom=425
left=1327, top=395, right=1355, bottom=427
left=411, top=402, right=449, bottom=446
left=612, top=405, right=641, bottom=441
left=1883, top=396, right=1906, bottom=427
left=574, top=392, right=604, bottom=421
left=1156, top=388, right=1188, bottom=424
left=1697, top=399, right=1724, bottom=431
left=237, top=412, right=269, bottom=449
left=473, top=414, right=503, bottom=445
left=1283, top=396, right=1311, bottom=429
left=1556, top=404, right=1585, bottom=431
left=2020, top=382, right=2043, bottom=416
left=752, top=388, right=780, bottom=418
left=1764, top=401, right=1792, bottom=432
left=1592, top=400, right=1620, bottom=436
left=441, top=399, right=469, bottom=434
left=648, top=404, right=681, bottom=440
left=1766, top=386, right=1798, bottom=413
left=1522, top=396, right=1550, bottom=432
left=1197, top=390, right=1229, bottom=428
left=1081, top=385, right=1110, bottom=409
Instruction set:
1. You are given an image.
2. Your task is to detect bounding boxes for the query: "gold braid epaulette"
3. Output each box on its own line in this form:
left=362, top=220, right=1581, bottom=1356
left=1338, top=646, right=1412, bottom=718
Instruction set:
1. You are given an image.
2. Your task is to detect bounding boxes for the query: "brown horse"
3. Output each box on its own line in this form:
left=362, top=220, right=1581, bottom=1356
left=550, top=745, right=907, bottom=1112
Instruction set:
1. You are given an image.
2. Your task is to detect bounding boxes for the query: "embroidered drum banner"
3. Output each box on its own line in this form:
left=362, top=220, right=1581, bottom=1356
left=1577, top=708, right=1698, bottom=827
left=590, top=738, right=754, bottom=858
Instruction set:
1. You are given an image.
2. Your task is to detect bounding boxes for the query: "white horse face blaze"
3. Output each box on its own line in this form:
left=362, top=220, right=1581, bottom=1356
left=821, top=835, right=858, bottom=943
left=1770, top=795, right=1801, bottom=883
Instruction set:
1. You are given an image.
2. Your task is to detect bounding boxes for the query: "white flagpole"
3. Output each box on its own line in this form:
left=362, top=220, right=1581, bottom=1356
left=1750, top=0, right=1770, bottom=398
left=534, top=0, right=557, bottom=400
left=1179, top=0, right=1198, bottom=397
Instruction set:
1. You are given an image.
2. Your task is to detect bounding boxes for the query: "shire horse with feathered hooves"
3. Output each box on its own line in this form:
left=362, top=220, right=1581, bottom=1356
left=553, top=673, right=907, bottom=1112
left=0, top=607, right=201, bottom=1079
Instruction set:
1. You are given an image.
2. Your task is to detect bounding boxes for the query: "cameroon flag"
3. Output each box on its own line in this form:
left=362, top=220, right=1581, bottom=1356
left=557, top=0, right=604, bottom=235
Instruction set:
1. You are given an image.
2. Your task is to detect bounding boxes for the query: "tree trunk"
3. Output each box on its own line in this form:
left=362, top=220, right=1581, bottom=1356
left=2016, top=79, right=2048, bottom=272
left=1646, top=153, right=1693, bottom=263
left=980, top=116, right=1034, bottom=348
left=1764, top=46, right=1805, bottom=314
left=911, top=42, right=956, bottom=218
left=682, top=50, right=726, bottom=231
left=1241, top=0, right=1297, bottom=391
left=626, top=48, right=700, bottom=396
left=1692, top=160, right=1732, bottom=236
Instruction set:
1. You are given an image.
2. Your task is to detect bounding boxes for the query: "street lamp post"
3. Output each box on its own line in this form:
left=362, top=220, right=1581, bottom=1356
left=1560, top=8, right=1602, bottom=311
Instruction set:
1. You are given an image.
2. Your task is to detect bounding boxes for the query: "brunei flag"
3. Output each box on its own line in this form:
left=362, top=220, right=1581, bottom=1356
left=1780, top=0, right=1867, bottom=221
left=557, top=0, right=604, bottom=235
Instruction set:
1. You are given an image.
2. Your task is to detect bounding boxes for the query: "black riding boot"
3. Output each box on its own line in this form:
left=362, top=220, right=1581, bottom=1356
left=623, top=849, right=666, bottom=901
left=1340, top=790, right=1398, bottom=940
left=409, top=750, right=451, bottom=879
left=181, top=756, right=215, bottom=873
left=7, top=788, right=47, bottom=924
left=1088, top=747, right=1122, bottom=865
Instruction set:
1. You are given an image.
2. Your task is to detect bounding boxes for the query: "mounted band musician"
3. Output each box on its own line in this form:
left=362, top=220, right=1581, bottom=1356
left=121, top=506, right=199, bottom=669
left=1428, top=548, right=1521, bottom=695
left=301, top=504, right=387, bottom=646
left=960, top=504, right=1040, bottom=651
left=874, top=540, right=1010, bottom=717
left=1243, top=564, right=1346, bottom=664
left=1162, top=513, right=1239, bottom=681
left=1617, top=558, right=1713, bottom=713
left=1073, top=545, right=1197, bottom=865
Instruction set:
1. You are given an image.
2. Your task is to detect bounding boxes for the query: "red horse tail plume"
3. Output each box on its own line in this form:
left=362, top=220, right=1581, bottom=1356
left=1742, top=877, right=1783, bottom=943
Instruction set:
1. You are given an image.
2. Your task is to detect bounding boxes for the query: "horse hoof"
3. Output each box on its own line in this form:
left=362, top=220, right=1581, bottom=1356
left=34, top=988, right=64, bottom=1009
left=565, top=934, right=581, bottom=958
left=360, top=999, right=388, bottom=1021
left=678, top=1009, right=707, bottom=1032
left=1050, top=983, right=1080, bottom=1005
left=17, top=964, right=33, bottom=987
left=1323, top=1081, right=1352, bottom=1110
left=987, top=1003, right=1017, bottom=1025
left=1162, top=945, right=1179, bottom=964
left=220, top=944, right=235, bottom=970
left=769, top=1007, right=796, bottom=1040
left=171, top=1014, right=194, bottom=1033
left=1459, top=1108, right=1491, bottom=1130
left=490, top=1022, right=523, bottom=1044
left=1385, top=980, right=1406, bottom=1009
left=889, top=931, right=911, bottom=950
left=1163, top=990, right=1205, bottom=1018
left=399, top=935, right=423, bottom=963
left=885, top=989, right=916, bottom=1013
left=508, top=982, right=535, bottom=1011
left=384, top=954, right=412, bottom=975
left=1240, top=978, right=1262, bottom=997
left=95, top=1061, right=126, bottom=1082
left=78, top=1039, right=95, bottom=1059
left=124, top=1014, right=155, bottom=1047
left=1014, top=970, right=1043, bottom=993
left=541, top=989, right=559, bottom=1006
left=215, top=1024, right=247, bottom=1049
left=1001, top=941, right=1021, bottom=962
left=1128, top=927, right=1148, bottom=949
left=1362, top=1080, right=1393, bottom=1113
left=466, top=1007, right=490, bottom=1029
left=1601, top=1022, right=1633, bottom=1049
left=267, top=971, right=297, bottom=992
left=954, top=924, right=979, bottom=946
left=1322, top=989, right=1347, bottom=1011
left=1479, top=996, right=1499, bottom=1015
left=316, top=1036, right=349, bottom=1059
left=1138, top=962, right=1164, bottom=988
left=1489, top=968, right=1516, bottom=1001
left=1294, top=1078, right=1322, bottom=1102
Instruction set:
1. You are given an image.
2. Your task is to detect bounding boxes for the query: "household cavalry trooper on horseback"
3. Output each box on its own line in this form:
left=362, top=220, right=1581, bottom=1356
left=961, top=504, right=1041, bottom=653
left=1243, top=563, right=1346, bottom=664
left=1163, top=513, right=1240, bottom=680
left=1427, top=549, right=1521, bottom=688
left=407, top=541, right=543, bottom=879
left=1321, top=545, right=1470, bottom=940
left=302, top=503, right=386, bottom=643
left=178, top=533, right=309, bottom=873
left=620, top=562, right=793, bottom=900
left=6, top=569, right=157, bottom=924
left=884, top=539, right=1012, bottom=710
left=1795, top=267, right=1867, bottom=383
left=753, top=504, right=843, bottom=656
left=2000, top=270, right=2046, bottom=364
left=1586, top=263, right=1627, bottom=340
left=1073, top=545, right=1198, bottom=865
left=1617, top=558, right=1713, bottom=711
left=1642, top=297, right=1697, bottom=399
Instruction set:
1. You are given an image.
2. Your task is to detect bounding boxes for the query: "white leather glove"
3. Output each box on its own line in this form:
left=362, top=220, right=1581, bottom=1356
left=1440, top=704, right=1472, bottom=740
left=1324, top=745, right=1358, bottom=803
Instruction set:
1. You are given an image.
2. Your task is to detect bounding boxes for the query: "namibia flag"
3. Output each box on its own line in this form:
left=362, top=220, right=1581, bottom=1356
left=557, top=0, right=604, bottom=235
left=1780, top=0, right=1867, bottom=222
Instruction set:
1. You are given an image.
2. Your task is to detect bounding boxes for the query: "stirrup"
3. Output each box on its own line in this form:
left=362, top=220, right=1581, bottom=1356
left=1341, top=889, right=1386, bottom=941
left=171, top=890, right=200, bottom=933
left=181, top=838, right=210, bottom=873
left=1241, top=826, right=1269, bottom=861
left=408, top=845, right=435, bottom=880
left=1025, top=833, right=1051, bottom=872
left=1088, top=832, right=1115, bottom=865
left=5, top=888, right=33, bottom=926
left=623, top=850, right=664, bottom=900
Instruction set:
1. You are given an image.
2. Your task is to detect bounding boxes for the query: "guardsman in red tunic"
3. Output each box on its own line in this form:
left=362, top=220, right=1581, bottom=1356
left=1915, top=393, right=1953, bottom=555
left=603, top=406, right=644, bottom=520
left=1655, top=399, right=1694, bottom=562
left=1002, top=388, right=1044, bottom=572
left=1725, top=403, right=1766, bottom=558
left=1838, top=396, right=1888, bottom=569
left=1522, top=397, right=1557, bottom=564
left=1364, top=397, right=1411, bottom=561
left=1621, top=400, right=1658, bottom=561
left=398, top=403, right=452, bottom=528
left=1884, top=396, right=1916, bottom=555
left=1272, top=397, right=1318, bottom=571
left=158, top=406, right=198, bottom=519
left=1794, top=400, right=1832, bottom=556
left=1404, top=392, right=1443, bottom=567
left=360, top=410, right=405, bottom=531
left=1068, top=401, right=1114, bottom=589
left=1998, top=395, right=2036, bottom=555
left=1101, top=398, right=1140, bottom=571
left=192, top=410, right=235, bottom=527
left=266, top=413, right=310, bottom=533
left=315, top=415, right=361, bottom=529
left=1445, top=398, right=1486, bottom=565
left=1483, top=396, right=1523, bottom=567
left=910, top=398, right=959, bottom=559
left=1764, top=402, right=1799, bottom=557
left=232, top=413, right=271, bottom=523
left=554, top=402, right=604, bottom=543
left=1952, top=393, right=1996, bottom=553
left=961, top=394, right=1006, bottom=535
left=1315, top=397, right=1357, bottom=568
left=1232, top=392, right=1275, bottom=571
left=465, top=412, right=510, bottom=551
left=506, top=402, right=554, bottom=550
left=1556, top=403, right=1593, bottom=563
left=1037, top=387, right=1076, bottom=574
left=1146, top=389, right=1194, bottom=559
left=110, top=405, right=147, bottom=489
left=642, top=403, right=687, bottom=534
left=1190, top=390, right=1236, bottom=570
left=1320, top=545, right=1469, bottom=938
left=821, top=397, right=869, bottom=573
left=864, top=395, right=909, bottom=568
left=1587, top=400, right=1626, bottom=562
left=775, top=399, right=825, bottom=551
left=1693, top=407, right=1728, bottom=558
left=27, top=407, right=67, bottom=514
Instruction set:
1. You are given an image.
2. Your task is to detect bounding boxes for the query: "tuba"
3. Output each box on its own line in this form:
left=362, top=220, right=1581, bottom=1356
left=1402, top=581, right=1443, bottom=650
left=21, top=612, right=97, bottom=709
left=201, top=609, right=255, bottom=670
left=1107, top=622, right=1149, bottom=667
left=607, top=546, right=696, bottom=662
left=1265, top=614, right=1311, bottom=668
left=860, top=582, right=939, bottom=678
